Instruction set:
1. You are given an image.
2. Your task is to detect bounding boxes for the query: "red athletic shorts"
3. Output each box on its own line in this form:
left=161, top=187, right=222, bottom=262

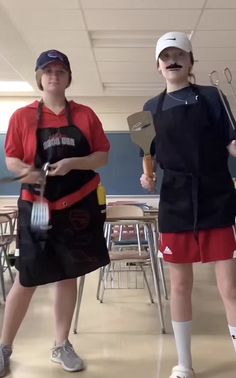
left=159, top=226, right=236, bottom=263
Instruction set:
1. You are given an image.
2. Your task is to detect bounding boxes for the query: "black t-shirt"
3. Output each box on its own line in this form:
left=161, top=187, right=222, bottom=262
left=140, top=84, right=236, bottom=157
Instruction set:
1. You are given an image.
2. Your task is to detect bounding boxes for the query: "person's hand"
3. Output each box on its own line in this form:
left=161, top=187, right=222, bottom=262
left=227, top=140, right=236, bottom=157
left=20, top=166, right=44, bottom=184
left=140, top=173, right=156, bottom=192
left=47, top=158, right=72, bottom=176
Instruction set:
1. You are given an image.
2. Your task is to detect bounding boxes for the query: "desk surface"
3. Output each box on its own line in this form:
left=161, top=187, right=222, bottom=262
left=144, top=208, right=158, bottom=215
left=0, top=208, right=18, bottom=215
left=106, top=215, right=157, bottom=223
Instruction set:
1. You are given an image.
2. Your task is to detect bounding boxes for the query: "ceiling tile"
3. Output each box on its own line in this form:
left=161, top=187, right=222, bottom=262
left=2, top=9, right=85, bottom=31
left=206, top=0, right=236, bottom=8
left=84, top=10, right=201, bottom=30
left=198, top=10, right=236, bottom=30
left=81, top=0, right=205, bottom=9
left=193, top=31, right=236, bottom=47
left=0, top=1, right=236, bottom=98
left=0, top=0, right=79, bottom=9
left=24, top=31, right=91, bottom=51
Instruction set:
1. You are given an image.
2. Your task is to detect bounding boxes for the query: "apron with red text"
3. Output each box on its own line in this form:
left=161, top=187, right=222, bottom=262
left=17, top=101, right=109, bottom=286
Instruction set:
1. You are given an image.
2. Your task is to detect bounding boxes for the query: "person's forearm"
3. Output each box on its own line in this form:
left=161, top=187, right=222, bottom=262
left=68, top=151, right=109, bottom=170
left=142, top=155, right=156, bottom=177
left=5, top=157, right=31, bottom=175
left=5, top=157, right=50, bottom=184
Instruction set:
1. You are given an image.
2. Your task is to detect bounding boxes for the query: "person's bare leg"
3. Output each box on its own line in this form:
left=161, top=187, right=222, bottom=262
left=168, top=263, right=194, bottom=372
left=169, top=263, right=193, bottom=320
left=215, top=259, right=236, bottom=325
left=51, top=278, right=84, bottom=372
left=215, top=259, right=236, bottom=352
left=1, top=272, right=36, bottom=346
left=54, top=278, right=77, bottom=345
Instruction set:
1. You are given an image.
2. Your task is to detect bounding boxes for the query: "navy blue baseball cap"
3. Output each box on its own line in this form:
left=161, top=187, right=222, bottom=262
left=35, top=49, right=71, bottom=72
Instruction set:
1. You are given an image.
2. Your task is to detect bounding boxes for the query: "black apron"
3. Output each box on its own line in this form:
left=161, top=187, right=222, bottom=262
left=155, top=86, right=236, bottom=233
left=17, top=101, right=109, bottom=287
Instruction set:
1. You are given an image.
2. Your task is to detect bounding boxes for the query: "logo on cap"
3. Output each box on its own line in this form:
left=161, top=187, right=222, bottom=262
left=47, top=51, right=65, bottom=62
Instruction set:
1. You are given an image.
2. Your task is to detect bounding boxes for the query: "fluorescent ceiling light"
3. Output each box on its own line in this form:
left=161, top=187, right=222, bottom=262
left=91, top=31, right=157, bottom=47
left=91, top=30, right=192, bottom=48
left=103, top=82, right=164, bottom=95
left=0, top=81, right=33, bottom=92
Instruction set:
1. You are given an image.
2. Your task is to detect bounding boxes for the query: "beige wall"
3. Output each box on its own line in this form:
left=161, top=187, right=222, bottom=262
left=73, top=96, right=150, bottom=132
left=0, top=96, right=151, bottom=133
left=2, top=93, right=236, bottom=133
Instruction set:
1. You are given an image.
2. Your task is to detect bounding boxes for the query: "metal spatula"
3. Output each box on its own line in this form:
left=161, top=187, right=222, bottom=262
left=127, top=111, right=156, bottom=177
left=31, top=163, right=50, bottom=230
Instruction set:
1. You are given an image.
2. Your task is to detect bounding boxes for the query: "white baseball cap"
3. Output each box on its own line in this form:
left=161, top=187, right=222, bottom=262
left=155, top=31, right=192, bottom=61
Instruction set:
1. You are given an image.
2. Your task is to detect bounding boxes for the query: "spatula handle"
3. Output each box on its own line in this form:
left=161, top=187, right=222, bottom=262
left=143, top=155, right=154, bottom=178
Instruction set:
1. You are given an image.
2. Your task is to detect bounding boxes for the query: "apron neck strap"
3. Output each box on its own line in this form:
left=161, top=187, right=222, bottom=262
left=36, top=99, right=72, bottom=127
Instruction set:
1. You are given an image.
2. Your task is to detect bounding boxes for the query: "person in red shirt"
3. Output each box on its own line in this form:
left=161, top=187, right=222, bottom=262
left=140, top=32, right=236, bottom=378
left=0, top=49, right=110, bottom=376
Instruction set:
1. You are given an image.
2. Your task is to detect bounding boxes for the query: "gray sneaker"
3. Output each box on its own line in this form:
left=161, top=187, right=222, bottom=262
left=0, top=344, right=12, bottom=377
left=51, top=340, right=85, bottom=372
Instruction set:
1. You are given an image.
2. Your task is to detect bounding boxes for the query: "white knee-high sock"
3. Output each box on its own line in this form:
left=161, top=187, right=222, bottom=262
left=172, top=320, right=192, bottom=369
left=228, top=325, right=236, bottom=352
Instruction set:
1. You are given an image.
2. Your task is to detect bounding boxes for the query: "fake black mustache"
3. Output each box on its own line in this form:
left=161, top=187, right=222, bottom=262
left=166, top=63, right=183, bottom=69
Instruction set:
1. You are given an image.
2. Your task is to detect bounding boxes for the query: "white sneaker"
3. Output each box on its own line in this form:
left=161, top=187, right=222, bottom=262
left=169, top=365, right=195, bottom=378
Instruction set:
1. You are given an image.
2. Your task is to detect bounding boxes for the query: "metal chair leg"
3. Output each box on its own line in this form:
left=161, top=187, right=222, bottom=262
left=73, top=275, right=85, bottom=334
left=147, top=223, right=166, bottom=334
left=0, top=252, right=6, bottom=302
left=99, top=263, right=111, bottom=303
left=96, top=267, right=104, bottom=300
left=3, top=246, right=14, bottom=283
left=140, top=264, right=154, bottom=303
left=158, top=257, right=168, bottom=300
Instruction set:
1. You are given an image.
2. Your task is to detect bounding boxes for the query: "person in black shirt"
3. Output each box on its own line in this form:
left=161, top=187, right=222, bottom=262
left=140, top=31, right=236, bottom=378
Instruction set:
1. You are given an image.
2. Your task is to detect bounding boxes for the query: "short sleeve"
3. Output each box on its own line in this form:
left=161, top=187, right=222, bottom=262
left=5, top=110, right=24, bottom=159
left=139, top=138, right=156, bottom=157
left=87, top=109, right=110, bottom=152
left=139, top=95, right=159, bottom=156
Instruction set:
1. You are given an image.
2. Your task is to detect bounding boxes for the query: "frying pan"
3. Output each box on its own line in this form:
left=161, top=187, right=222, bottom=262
left=127, top=111, right=156, bottom=178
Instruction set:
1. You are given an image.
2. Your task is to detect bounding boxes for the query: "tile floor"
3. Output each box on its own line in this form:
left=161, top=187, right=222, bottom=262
left=0, top=264, right=235, bottom=377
